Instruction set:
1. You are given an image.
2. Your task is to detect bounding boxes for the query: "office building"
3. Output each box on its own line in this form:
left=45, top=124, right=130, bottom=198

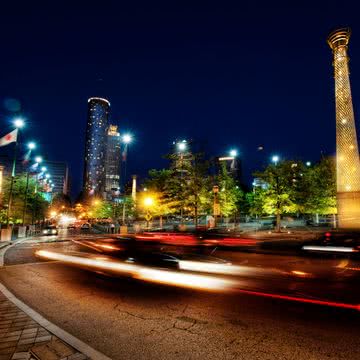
left=83, top=97, right=110, bottom=197
left=43, top=161, right=69, bottom=195
left=105, top=125, right=121, bottom=199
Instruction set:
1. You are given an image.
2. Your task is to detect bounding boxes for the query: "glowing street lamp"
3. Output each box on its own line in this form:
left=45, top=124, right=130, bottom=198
left=271, top=155, right=280, bottom=165
left=45, top=173, right=50, bottom=179
left=306, top=161, right=311, bottom=167
left=177, top=140, right=187, bottom=152
left=13, top=118, right=25, bottom=129
left=122, top=134, right=132, bottom=144
left=122, top=133, right=133, bottom=189
left=27, top=142, right=36, bottom=150
left=144, top=196, right=154, bottom=207
left=41, top=166, right=47, bottom=172
left=229, top=149, right=238, bottom=157
left=35, top=156, right=43, bottom=163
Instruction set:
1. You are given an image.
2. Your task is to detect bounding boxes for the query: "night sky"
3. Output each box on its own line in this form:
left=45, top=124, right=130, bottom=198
left=1, top=1, right=360, bottom=197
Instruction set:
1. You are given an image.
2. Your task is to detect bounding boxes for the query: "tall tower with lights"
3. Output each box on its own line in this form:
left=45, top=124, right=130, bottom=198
left=83, top=97, right=110, bottom=197
left=328, top=28, right=360, bottom=228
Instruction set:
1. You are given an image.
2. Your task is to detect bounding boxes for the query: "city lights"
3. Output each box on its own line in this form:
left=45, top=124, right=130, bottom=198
left=122, top=134, right=132, bottom=144
left=271, top=155, right=280, bottom=164
left=27, top=142, right=36, bottom=150
left=13, top=118, right=25, bottom=128
left=177, top=140, right=187, bottom=152
left=144, top=196, right=154, bottom=207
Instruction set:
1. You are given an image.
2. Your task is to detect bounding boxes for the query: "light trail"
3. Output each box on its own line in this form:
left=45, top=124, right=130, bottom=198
left=302, top=245, right=358, bottom=253
left=36, top=250, right=360, bottom=311
left=234, top=289, right=360, bottom=311
left=35, top=250, right=236, bottom=291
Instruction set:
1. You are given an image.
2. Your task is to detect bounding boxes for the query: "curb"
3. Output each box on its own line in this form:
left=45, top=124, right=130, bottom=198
left=0, top=283, right=112, bottom=360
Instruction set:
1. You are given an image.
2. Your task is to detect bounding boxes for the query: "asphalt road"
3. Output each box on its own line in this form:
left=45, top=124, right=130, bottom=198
left=1, top=233, right=360, bottom=360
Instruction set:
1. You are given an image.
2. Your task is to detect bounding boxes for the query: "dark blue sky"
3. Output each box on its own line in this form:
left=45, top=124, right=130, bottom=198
left=1, top=1, right=360, bottom=196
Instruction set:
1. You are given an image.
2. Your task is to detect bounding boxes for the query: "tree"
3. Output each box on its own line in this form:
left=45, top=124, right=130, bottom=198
left=301, top=158, right=336, bottom=219
left=217, top=163, right=243, bottom=218
left=0, top=174, right=49, bottom=224
left=253, top=161, right=298, bottom=232
left=171, top=153, right=211, bottom=226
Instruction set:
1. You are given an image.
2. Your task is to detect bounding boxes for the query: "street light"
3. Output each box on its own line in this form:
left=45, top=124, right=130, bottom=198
left=122, top=133, right=133, bottom=191
left=306, top=161, right=311, bottom=166
left=13, top=118, right=25, bottom=129
left=144, top=197, right=154, bottom=207
left=41, top=166, right=47, bottom=172
left=35, top=156, right=43, bottom=163
left=122, top=134, right=132, bottom=144
left=177, top=140, right=187, bottom=152
left=229, top=149, right=238, bottom=157
left=45, top=173, right=50, bottom=179
left=27, top=142, right=36, bottom=150
left=7, top=117, right=26, bottom=225
left=271, top=155, right=280, bottom=165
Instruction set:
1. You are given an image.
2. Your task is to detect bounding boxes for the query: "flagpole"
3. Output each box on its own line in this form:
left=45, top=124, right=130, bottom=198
left=22, top=171, right=30, bottom=225
left=6, top=128, right=20, bottom=227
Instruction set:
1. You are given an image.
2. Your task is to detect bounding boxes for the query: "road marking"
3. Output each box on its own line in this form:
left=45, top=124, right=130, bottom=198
left=0, top=282, right=112, bottom=360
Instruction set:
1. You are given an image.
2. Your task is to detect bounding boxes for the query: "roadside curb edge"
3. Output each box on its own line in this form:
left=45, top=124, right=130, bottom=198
left=0, top=282, right=112, bottom=360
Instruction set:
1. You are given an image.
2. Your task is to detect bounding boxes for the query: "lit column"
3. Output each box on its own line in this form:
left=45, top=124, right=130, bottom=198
left=132, top=175, right=137, bottom=202
left=328, top=28, right=360, bottom=228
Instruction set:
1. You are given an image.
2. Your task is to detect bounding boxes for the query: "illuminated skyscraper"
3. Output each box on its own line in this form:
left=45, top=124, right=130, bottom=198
left=105, top=125, right=121, bottom=199
left=328, top=28, right=360, bottom=228
left=43, top=161, right=69, bottom=195
left=83, top=97, right=110, bottom=197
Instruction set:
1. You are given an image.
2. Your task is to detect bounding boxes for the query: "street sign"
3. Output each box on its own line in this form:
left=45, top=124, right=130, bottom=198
left=145, top=214, right=152, bottom=222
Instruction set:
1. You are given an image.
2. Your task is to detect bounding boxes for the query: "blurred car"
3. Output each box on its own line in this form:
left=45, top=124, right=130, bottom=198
left=302, top=231, right=360, bottom=257
left=81, top=223, right=91, bottom=230
left=42, top=225, right=58, bottom=236
left=38, top=236, right=231, bottom=274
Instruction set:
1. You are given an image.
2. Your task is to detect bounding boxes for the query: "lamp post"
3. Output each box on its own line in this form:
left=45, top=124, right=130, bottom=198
left=22, top=143, right=37, bottom=225
left=177, top=140, right=187, bottom=224
left=144, top=196, right=154, bottom=229
left=122, top=133, right=132, bottom=189
left=213, top=185, right=220, bottom=228
left=7, top=118, right=25, bottom=226
left=271, top=155, right=280, bottom=165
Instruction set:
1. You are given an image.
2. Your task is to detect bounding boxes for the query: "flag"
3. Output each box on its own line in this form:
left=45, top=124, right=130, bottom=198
left=0, top=129, right=18, bottom=147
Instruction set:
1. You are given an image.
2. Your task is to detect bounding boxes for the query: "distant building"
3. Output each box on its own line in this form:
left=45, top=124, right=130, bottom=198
left=83, top=97, right=110, bottom=197
left=43, top=161, right=69, bottom=195
left=217, top=155, right=242, bottom=182
left=252, top=177, right=268, bottom=190
left=172, top=140, right=192, bottom=173
left=105, top=125, right=121, bottom=200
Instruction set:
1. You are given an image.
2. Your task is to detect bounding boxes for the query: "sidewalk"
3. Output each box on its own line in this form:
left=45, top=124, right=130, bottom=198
left=0, top=291, right=89, bottom=360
